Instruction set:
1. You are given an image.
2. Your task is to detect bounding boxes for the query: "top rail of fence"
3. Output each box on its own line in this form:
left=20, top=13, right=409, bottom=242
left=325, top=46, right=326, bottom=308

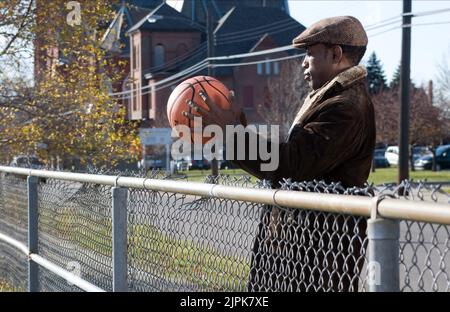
left=0, top=165, right=449, bottom=225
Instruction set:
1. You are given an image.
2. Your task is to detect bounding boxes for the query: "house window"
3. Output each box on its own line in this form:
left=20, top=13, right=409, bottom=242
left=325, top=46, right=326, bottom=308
left=132, top=83, right=138, bottom=111
left=137, top=45, right=140, bottom=69
left=257, top=63, right=263, bottom=75
left=154, top=44, right=165, bottom=67
left=273, top=61, right=280, bottom=75
left=132, top=43, right=137, bottom=70
left=243, top=86, right=254, bottom=108
left=265, top=59, right=271, bottom=75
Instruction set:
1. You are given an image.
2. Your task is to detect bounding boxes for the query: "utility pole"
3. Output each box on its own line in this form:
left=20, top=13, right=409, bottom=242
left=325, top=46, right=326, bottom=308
left=398, top=0, right=412, bottom=184
left=207, top=9, right=219, bottom=176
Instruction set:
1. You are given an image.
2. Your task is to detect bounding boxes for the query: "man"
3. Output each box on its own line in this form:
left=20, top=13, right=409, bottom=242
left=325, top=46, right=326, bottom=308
left=184, top=16, right=376, bottom=291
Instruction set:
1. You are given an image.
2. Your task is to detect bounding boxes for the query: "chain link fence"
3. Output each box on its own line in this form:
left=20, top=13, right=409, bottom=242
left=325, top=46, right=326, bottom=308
left=37, top=179, right=113, bottom=292
left=0, top=174, right=28, bottom=291
left=0, top=168, right=449, bottom=292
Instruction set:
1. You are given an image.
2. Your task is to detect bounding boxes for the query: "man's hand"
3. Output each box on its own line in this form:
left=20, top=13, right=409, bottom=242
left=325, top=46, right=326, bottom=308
left=182, top=90, right=247, bottom=129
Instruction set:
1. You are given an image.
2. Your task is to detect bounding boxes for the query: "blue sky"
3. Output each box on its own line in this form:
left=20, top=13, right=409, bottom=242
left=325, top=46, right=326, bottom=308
left=167, top=0, right=450, bottom=86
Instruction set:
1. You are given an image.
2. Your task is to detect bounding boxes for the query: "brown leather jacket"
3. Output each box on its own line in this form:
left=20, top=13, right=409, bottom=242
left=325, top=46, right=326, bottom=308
left=232, top=65, right=376, bottom=188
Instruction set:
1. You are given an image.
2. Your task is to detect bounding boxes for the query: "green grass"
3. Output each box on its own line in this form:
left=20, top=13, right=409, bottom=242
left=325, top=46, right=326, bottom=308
left=40, top=205, right=250, bottom=291
left=368, top=167, right=450, bottom=185
left=130, top=224, right=249, bottom=291
left=181, top=168, right=258, bottom=183
left=179, top=167, right=450, bottom=186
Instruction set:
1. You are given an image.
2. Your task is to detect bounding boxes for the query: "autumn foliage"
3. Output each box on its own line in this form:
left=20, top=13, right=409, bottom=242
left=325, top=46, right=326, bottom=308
left=0, top=0, right=140, bottom=167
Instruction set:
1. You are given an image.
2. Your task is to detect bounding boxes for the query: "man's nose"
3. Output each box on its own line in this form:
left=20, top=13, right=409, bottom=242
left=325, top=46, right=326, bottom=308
left=302, top=55, right=309, bottom=69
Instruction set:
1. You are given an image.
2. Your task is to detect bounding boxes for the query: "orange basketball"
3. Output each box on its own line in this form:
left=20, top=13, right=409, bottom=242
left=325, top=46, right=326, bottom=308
left=167, top=76, right=231, bottom=144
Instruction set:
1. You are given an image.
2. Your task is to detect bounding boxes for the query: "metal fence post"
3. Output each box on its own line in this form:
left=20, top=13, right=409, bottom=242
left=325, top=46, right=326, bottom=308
left=368, top=215, right=400, bottom=292
left=28, top=176, right=39, bottom=292
left=112, top=187, right=128, bottom=292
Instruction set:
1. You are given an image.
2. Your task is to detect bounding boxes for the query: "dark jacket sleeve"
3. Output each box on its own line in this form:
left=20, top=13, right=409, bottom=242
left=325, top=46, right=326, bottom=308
left=230, top=98, right=364, bottom=185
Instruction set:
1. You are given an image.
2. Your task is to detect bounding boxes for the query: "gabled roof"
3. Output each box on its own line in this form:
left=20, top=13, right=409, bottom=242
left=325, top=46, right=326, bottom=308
left=181, top=0, right=290, bottom=24
left=127, top=3, right=204, bottom=33
left=213, top=6, right=305, bottom=75
left=248, top=33, right=272, bottom=53
left=142, top=6, right=305, bottom=78
left=102, top=1, right=163, bottom=55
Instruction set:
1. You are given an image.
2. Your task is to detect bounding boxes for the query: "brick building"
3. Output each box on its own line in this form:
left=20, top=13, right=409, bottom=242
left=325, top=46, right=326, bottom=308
left=102, top=0, right=305, bottom=128
left=33, top=0, right=306, bottom=167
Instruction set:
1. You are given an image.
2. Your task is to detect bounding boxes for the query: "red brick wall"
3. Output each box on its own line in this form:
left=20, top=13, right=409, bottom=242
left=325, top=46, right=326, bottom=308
left=128, top=29, right=202, bottom=123
left=232, top=36, right=288, bottom=125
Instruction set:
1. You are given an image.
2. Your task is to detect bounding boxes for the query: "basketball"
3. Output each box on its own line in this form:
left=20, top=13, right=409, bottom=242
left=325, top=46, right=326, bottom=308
left=167, top=76, right=231, bottom=143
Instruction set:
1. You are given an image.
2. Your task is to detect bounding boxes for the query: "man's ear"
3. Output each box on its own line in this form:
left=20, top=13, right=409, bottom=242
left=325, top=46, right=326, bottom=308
left=332, top=45, right=343, bottom=64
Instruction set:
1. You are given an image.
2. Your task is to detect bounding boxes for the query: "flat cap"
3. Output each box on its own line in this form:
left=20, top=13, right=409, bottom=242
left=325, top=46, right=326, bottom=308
left=293, top=16, right=368, bottom=48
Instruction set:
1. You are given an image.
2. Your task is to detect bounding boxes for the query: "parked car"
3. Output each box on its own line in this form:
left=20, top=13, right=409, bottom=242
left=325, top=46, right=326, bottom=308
left=373, top=149, right=390, bottom=168
left=190, top=159, right=211, bottom=170
left=412, top=146, right=433, bottom=161
left=384, top=145, right=432, bottom=166
left=384, top=146, right=399, bottom=166
left=138, top=156, right=165, bottom=170
left=219, top=160, right=238, bottom=170
left=175, top=157, right=192, bottom=171
left=4, top=155, right=46, bottom=182
left=10, top=155, right=45, bottom=169
left=414, top=144, right=450, bottom=171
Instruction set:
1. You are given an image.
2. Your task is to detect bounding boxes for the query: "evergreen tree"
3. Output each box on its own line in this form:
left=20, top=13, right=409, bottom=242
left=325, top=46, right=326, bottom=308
left=390, top=63, right=401, bottom=89
left=366, top=52, right=388, bottom=95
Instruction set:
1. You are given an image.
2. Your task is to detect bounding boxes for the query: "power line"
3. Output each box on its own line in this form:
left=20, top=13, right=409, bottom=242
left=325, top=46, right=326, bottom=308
left=110, top=44, right=298, bottom=97
left=216, top=16, right=401, bottom=46
left=364, top=14, right=402, bottom=29
left=365, top=19, right=402, bottom=32
left=370, top=20, right=450, bottom=38
left=211, top=44, right=295, bottom=61
left=405, top=7, right=450, bottom=18
left=365, top=7, right=450, bottom=32
left=119, top=64, right=208, bottom=100
left=140, top=43, right=207, bottom=74
left=217, top=23, right=303, bottom=45
left=110, top=59, right=209, bottom=96
left=114, top=14, right=450, bottom=100
left=113, top=15, right=413, bottom=98
left=118, top=53, right=305, bottom=100
left=153, top=54, right=304, bottom=93
left=217, top=16, right=408, bottom=46
left=216, top=8, right=450, bottom=45
left=216, top=19, right=299, bottom=39
left=112, top=8, right=450, bottom=98
left=211, top=53, right=305, bottom=69
left=364, top=7, right=450, bottom=28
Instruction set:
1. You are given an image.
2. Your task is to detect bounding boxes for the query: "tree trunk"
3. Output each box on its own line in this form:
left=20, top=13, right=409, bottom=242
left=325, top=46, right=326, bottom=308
left=410, top=144, right=415, bottom=171
left=432, top=145, right=437, bottom=171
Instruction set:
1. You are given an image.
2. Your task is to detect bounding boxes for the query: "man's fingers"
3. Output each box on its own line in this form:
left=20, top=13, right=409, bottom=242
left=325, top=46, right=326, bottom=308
left=186, top=99, right=208, bottom=115
left=183, top=111, right=215, bottom=126
left=198, top=90, right=220, bottom=113
left=182, top=111, right=196, bottom=120
left=228, top=90, right=235, bottom=103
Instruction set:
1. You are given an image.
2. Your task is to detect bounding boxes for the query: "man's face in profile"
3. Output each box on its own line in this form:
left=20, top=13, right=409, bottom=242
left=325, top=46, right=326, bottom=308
left=302, top=43, right=335, bottom=91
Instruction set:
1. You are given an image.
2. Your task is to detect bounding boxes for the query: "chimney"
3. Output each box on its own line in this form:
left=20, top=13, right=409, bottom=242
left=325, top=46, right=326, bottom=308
left=428, top=80, right=433, bottom=105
